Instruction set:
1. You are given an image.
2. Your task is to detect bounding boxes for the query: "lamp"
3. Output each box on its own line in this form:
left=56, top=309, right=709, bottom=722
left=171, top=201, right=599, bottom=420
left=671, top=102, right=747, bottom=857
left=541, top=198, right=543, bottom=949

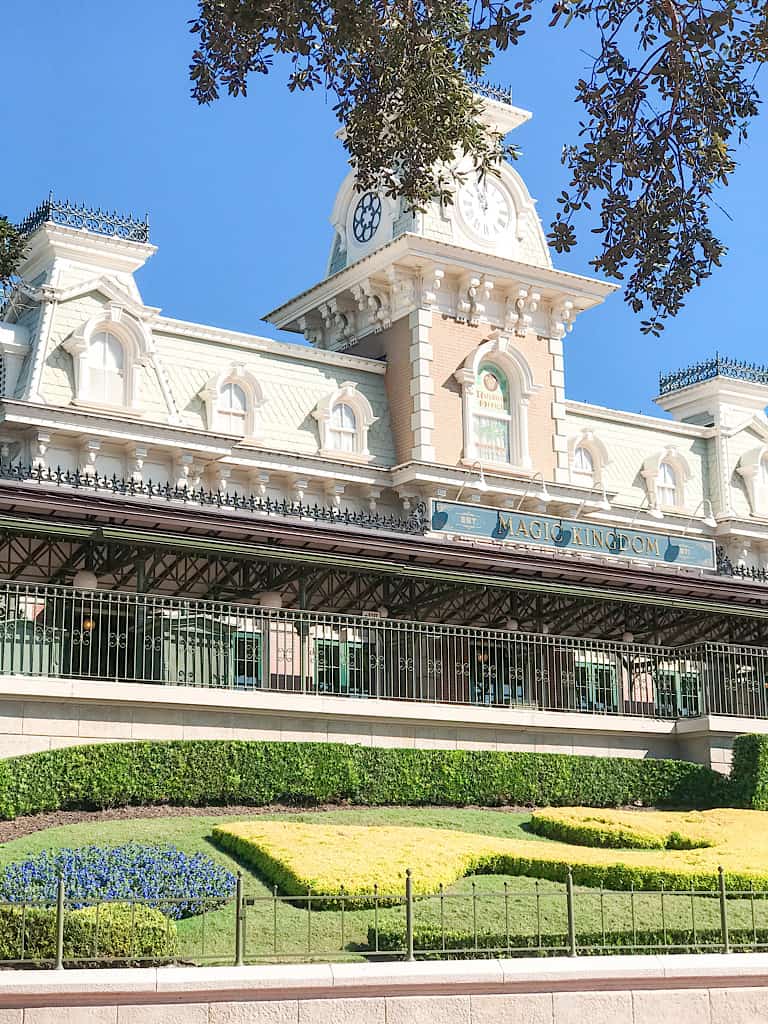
left=682, top=499, right=717, bottom=535
left=456, top=460, right=488, bottom=501
left=592, top=488, right=612, bottom=513
left=628, top=494, right=664, bottom=531
left=515, top=471, right=551, bottom=510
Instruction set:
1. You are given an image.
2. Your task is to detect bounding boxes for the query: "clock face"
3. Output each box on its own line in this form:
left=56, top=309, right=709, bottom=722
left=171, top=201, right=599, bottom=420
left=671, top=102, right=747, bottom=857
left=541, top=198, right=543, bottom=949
left=352, top=192, right=382, bottom=244
left=458, top=179, right=512, bottom=241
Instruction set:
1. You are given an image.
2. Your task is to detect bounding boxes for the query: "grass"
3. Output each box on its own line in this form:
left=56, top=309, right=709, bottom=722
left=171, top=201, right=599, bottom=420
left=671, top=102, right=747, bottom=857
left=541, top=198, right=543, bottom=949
left=1, top=806, right=767, bottom=963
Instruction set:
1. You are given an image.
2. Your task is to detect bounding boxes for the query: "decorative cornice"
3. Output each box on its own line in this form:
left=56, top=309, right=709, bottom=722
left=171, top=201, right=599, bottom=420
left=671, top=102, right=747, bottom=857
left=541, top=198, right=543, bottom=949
left=152, top=317, right=386, bottom=375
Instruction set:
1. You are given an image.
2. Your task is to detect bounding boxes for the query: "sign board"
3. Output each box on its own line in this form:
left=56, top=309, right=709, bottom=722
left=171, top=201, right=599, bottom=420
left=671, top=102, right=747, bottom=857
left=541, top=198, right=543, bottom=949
left=430, top=499, right=717, bottom=571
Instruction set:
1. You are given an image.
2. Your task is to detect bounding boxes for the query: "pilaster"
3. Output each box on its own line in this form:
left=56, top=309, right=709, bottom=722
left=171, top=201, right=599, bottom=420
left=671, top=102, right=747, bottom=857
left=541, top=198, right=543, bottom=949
left=408, top=308, right=435, bottom=462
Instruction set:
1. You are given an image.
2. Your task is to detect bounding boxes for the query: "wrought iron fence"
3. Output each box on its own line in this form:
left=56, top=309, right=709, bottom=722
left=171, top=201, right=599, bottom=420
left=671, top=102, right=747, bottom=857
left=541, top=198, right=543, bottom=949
left=16, top=194, right=150, bottom=243
left=1, top=580, right=768, bottom=720
left=659, top=354, right=768, bottom=395
left=2, top=867, right=767, bottom=968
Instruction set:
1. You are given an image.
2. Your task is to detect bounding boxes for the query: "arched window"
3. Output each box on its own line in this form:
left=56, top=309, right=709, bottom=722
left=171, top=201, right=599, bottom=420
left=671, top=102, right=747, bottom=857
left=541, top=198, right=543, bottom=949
left=573, top=445, right=594, bottom=477
left=313, top=382, right=377, bottom=462
left=657, top=462, right=678, bottom=507
left=218, top=381, right=248, bottom=436
left=329, top=402, right=357, bottom=452
left=87, top=331, right=125, bottom=406
left=473, top=363, right=511, bottom=465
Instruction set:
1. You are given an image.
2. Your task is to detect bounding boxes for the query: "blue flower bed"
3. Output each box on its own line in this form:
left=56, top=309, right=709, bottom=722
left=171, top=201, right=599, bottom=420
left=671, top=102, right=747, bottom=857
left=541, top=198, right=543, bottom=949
left=0, top=845, right=236, bottom=919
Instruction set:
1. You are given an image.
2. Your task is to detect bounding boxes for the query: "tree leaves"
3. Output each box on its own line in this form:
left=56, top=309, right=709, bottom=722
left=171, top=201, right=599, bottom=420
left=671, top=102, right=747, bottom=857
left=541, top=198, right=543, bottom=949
left=189, top=0, right=768, bottom=332
left=0, top=217, right=25, bottom=289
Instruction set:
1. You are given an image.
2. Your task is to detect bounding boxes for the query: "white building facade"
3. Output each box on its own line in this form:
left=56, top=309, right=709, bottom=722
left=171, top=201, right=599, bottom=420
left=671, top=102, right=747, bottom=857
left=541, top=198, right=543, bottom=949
left=1, top=88, right=768, bottom=772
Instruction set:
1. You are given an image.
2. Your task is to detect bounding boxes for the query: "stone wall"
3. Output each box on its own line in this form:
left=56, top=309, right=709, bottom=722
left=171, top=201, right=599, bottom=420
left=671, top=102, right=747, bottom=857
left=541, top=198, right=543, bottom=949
left=0, top=673, right=763, bottom=771
left=2, top=955, right=768, bottom=1023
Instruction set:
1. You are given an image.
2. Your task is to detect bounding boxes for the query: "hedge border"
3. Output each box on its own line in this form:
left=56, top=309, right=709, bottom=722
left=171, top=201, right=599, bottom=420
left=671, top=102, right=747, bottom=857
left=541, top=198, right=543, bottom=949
left=0, top=739, right=729, bottom=821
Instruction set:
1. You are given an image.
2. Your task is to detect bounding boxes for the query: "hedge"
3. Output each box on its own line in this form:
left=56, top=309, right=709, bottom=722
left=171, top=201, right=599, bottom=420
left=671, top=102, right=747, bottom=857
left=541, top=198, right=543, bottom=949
left=371, top=924, right=756, bottom=958
left=0, top=903, right=178, bottom=963
left=528, top=809, right=711, bottom=851
left=729, top=734, right=768, bottom=809
left=0, top=740, right=729, bottom=820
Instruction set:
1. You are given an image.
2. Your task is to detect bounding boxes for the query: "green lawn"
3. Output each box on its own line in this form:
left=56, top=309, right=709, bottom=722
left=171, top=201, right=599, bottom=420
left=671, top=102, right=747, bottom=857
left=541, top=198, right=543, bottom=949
left=0, top=807, right=764, bottom=963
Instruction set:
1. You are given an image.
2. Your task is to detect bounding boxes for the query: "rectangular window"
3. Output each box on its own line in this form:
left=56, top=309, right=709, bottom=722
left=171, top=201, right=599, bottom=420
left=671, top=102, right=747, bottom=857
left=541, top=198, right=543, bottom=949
left=474, top=415, right=510, bottom=463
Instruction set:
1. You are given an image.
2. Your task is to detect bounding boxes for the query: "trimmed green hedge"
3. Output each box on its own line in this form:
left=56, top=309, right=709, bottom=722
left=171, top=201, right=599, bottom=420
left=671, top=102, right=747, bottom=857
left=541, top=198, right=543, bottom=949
left=0, top=740, right=728, bottom=820
left=0, top=903, right=178, bottom=963
left=371, top=924, right=752, bottom=958
left=730, top=734, right=768, bottom=810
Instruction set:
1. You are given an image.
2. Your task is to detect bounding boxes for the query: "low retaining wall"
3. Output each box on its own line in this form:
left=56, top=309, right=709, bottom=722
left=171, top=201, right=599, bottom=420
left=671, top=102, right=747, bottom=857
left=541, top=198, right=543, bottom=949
left=1, top=954, right=768, bottom=1022
left=0, top=673, right=764, bottom=770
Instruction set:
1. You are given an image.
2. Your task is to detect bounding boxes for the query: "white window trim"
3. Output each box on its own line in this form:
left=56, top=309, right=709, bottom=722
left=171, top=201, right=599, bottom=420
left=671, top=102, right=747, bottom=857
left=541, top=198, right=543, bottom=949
left=641, top=447, right=692, bottom=512
left=453, top=335, right=540, bottom=472
left=568, top=430, right=610, bottom=488
left=64, top=308, right=151, bottom=413
left=313, top=381, right=377, bottom=462
left=202, top=364, right=265, bottom=441
left=737, top=445, right=768, bottom=517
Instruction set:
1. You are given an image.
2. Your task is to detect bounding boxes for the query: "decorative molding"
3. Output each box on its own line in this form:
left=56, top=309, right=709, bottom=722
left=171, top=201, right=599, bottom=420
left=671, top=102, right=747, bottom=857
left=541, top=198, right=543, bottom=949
left=505, top=287, right=540, bottom=337
left=313, top=381, right=377, bottom=462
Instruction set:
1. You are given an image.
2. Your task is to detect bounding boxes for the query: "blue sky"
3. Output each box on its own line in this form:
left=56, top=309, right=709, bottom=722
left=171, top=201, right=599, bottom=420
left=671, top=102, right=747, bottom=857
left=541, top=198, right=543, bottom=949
left=2, top=1, right=766, bottom=415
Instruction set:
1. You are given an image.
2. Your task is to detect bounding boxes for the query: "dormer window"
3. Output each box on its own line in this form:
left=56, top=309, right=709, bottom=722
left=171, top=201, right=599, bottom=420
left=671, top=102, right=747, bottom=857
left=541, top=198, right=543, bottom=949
left=202, top=365, right=264, bottom=440
left=218, top=381, right=248, bottom=437
left=329, top=402, right=357, bottom=453
left=87, top=331, right=125, bottom=406
left=64, top=311, right=151, bottom=413
left=568, top=431, right=610, bottom=488
left=642, top=448, right=691, bottom=513
left=657, top=462, right=678, bottom=508
left=313, top=382, right=377, bottom=462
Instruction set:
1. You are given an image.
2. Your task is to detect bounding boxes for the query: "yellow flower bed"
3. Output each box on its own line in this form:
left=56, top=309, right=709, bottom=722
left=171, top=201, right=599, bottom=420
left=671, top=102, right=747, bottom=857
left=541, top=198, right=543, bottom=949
left=213, top=810, right=768, bottom=899
left=212, top=821, right=506, bottom=899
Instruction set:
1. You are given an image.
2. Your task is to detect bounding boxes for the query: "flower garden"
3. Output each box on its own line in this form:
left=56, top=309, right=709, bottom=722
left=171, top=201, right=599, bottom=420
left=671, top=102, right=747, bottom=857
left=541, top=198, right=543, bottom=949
left=0, top=734, right=766, bottom=964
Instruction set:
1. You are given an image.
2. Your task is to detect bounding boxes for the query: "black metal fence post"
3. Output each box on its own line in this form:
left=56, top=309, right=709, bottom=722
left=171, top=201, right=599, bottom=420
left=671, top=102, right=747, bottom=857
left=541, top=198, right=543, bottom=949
left=55, top=874, right=65, bottom=970
left=719, top=866, right=730, bottom=954
left=566, top=868, right=577, bottom=957
left=405, top=869, right=414, bottom=961
left=234, top=872, right=244, bottom=966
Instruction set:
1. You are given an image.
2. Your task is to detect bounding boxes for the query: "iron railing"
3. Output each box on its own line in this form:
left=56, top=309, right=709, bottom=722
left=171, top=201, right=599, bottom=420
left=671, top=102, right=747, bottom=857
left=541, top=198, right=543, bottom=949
left=467, top=76, right=514, bottom=105
left=3, top=867, right=767, bottom=967
left=16, top=194, right=150, bottom=243
left=1, top=580, right=767, bottom=720
left=0, top=461, right=428, bottom=535
left=659, top=354, right=768, bottom=395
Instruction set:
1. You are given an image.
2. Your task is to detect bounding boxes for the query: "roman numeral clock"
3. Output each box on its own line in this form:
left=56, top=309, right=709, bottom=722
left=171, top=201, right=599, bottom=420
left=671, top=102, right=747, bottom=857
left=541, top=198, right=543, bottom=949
left=457, top=177, right=513, bottom=242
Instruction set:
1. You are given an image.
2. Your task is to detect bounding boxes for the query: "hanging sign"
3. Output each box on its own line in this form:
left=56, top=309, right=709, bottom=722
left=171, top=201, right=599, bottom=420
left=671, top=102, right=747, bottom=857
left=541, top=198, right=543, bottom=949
left=430, top=499, right=716, bottom=571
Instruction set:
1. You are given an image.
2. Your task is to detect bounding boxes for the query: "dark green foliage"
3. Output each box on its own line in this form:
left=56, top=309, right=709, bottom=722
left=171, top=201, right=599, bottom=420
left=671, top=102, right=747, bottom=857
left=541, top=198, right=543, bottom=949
left=729, top=734, right=768, bottom=810
left=0, top=740, right=728, bottom=821
left=0, top=903, right=178, bottom=963
left=372, top=924, right=760, bottom=959
left=0, top=216, right=25, bottom=287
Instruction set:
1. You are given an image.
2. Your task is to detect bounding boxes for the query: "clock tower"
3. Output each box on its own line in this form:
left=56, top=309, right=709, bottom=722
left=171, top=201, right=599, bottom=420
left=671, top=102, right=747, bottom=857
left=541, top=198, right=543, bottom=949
left=265, top=84, right=614, bottom=497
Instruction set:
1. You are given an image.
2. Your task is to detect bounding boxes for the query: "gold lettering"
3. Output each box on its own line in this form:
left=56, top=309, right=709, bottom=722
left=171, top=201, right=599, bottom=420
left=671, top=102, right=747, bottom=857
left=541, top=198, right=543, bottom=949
left=590, top=529, right=604, bottom=549
left=572, top=527, right=584, bottom=546
left=517, top=519, right=529, bottom=537
left=645, top=537, right=660, bottom=555
left=631, top=536, right=644, bottom=554
left=530, top=521, right=542, bottom=540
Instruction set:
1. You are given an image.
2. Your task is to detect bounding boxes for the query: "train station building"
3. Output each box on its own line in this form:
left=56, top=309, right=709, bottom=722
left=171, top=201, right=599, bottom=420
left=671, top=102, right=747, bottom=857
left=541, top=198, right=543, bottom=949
left=1, top=86, right=768, bottom=771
